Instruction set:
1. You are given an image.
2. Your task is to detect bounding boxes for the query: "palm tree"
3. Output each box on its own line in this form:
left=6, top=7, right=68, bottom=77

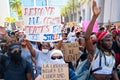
left=9, top=0, right=22, bottom=19
left=60, top=0, right=80, bottom=22
left=78, top=0, right=92, bottom=4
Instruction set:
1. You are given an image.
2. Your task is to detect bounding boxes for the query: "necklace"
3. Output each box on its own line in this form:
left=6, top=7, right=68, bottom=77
left=103, top=51, right=114, bottom=67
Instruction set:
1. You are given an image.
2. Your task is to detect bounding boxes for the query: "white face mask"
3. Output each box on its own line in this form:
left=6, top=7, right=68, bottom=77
left=42, top=49, right=49, bottom=54
left=51, top=59, right=65, bottom=64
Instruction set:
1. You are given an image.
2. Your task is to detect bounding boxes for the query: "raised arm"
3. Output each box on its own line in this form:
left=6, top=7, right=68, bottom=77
left=56, top=33, right=67, bottom=50
left=84, top=0, right=101, bottom=56
left=26, top=40, right=36, bottom=57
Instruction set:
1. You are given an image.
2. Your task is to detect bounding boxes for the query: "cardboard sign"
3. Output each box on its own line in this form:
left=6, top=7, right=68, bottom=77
left=82, top=21, right=98, bottom=33
left=61, top=42, right=79, bottom=62
left=41, top=64, right=69, bottom=80
left=0, top=27, right=6, bottom=34
left=22, top=7, right=62, bottom=42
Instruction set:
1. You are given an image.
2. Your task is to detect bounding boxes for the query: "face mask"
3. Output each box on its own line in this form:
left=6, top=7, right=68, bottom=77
left=10, top=50, right=22, bottom=63
left=42, top=49, right=49, bottom=54
left=50, top=59, right=65, bottom=64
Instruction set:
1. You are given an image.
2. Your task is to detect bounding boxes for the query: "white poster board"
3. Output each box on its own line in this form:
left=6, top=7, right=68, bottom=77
left=22, top=6, right=62, bottom=42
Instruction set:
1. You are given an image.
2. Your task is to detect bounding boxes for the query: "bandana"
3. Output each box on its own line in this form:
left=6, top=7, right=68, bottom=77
left=96, top=31, right=111, bottom=41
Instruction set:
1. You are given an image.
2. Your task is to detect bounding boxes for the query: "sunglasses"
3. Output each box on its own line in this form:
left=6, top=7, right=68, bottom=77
left=51, top=56, right=63, bottom=60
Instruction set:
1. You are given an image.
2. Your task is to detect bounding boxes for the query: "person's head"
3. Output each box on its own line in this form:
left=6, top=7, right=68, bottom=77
left=111, top=29, right=120, bottom=39
left=7, top=43, right=22, bottom=64
left=97, top=31, right=113, bottom=52
left=15, top=30, right=19, bottom=38
left=21, top=39, right=27, bottom=47
left=10, top=32, right=15, bottom=38
left=98, top=27, right=105, bottom=32
left=75, top=32, right=80, bottom=38
left=41, top=42, right=51, bottom=54
left=49, top=49, right=65, bottom=64
left=67, top=28, right=70, bottom=34
left=0, top=38, right=7, bottom=54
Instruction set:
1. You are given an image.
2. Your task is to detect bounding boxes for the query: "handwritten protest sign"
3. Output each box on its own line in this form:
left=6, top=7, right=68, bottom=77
left=82, top=20, right=98, bottom=33
left=61, top=42, right=79, bottom=62
left=22, top=6, right=62, bottom=42
left=0, top=26, right=6, bottom=34
left=41, top=64, right=69, bottom=80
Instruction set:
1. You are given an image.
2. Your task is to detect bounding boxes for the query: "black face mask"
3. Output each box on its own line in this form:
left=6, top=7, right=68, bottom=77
left=10, top=50, right=22, bottom=63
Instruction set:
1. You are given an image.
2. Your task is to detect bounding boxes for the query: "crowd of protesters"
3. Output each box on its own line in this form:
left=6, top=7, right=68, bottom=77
left=0, top=0, right=120, bottom=80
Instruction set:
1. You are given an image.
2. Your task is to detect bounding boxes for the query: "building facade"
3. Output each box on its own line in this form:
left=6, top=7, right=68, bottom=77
left=80, top=0, right=120, bottom=25
left=0, top=0, right=10, bottom=26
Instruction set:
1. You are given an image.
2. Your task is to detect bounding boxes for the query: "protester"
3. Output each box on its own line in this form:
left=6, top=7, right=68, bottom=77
left=112, top=29, right=120, bottom=67
left=34, top=42, right=53, bottom=75
left=84, top=0, right=119, bottom=80
left=20, top=38, right=36, bottom=79
left=35, top=49, right=78, bottom=80
left=0, top=43, right=33, bottom=80
left=0, top=38, right=8, bottom=56
left=111, top=29, right=120, bottom=79
left=1, top=1, right=120, bottom=80
left=67, top=26, right=76, bottom=42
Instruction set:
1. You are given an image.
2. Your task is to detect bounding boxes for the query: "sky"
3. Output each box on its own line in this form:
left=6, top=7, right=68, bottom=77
left=47, top=0, right=69, bottom=7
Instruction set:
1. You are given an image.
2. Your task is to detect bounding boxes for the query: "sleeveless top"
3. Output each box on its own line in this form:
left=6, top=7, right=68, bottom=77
left=92, top=50, right=115, bottom=74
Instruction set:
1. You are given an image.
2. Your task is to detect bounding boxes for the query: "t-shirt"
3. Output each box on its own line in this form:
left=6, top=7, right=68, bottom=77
left=36, top=50, right=53, bottom=75
left=21, top=48, right=33, bottom=64
left=0, top=55, right=32, bottom=80
left=112, top=41, right=120, bottom=66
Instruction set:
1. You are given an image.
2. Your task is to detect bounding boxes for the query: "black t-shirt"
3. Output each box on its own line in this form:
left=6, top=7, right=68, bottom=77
left=0, top=55, right=32, bottom=80
left=112, top=41, right=120, bottom=66
left=112, top=41, right=120, bottom=53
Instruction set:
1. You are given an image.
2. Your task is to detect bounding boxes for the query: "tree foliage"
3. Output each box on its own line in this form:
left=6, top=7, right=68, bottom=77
left=60, top=0, right=79, bottom=16
left=9, top=0, right=22, bottom=18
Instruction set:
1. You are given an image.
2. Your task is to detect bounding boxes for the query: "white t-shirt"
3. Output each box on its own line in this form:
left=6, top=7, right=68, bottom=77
left=36, top=50, right=53, bottom=75
left=92, top=51, right=115, bottom=74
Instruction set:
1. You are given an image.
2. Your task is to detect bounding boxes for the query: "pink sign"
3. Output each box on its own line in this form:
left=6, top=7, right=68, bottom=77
left=82, top=21, right=98, bottom=32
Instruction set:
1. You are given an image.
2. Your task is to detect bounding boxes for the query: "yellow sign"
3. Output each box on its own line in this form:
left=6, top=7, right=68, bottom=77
left=5, top=17, right=16, bottom=23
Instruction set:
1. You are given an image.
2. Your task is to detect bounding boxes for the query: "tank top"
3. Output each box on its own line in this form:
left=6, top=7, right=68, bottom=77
left=92, top=52, right=115, bottom=74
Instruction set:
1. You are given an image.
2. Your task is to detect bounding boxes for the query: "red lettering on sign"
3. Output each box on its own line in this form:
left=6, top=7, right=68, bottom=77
left=38, top=8, right=43, bottom=16
left=24, top=8, right=28, bottom=15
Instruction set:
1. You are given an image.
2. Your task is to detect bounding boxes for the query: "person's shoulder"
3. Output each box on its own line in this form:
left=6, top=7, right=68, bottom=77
left=35, top=49, right=43, bottom=59
left=69, top=68, right=74, bottom=73
left=69, top=68, right=78, bottom=80
left=21, top=58, right=31, bottom=68
left=35, top=49, right=42, bottom=54
left=0, top=54, right=9, bottom=60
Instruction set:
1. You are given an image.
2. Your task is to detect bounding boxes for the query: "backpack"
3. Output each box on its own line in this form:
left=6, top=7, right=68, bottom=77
left=75, top=50, right=102, bottom=80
